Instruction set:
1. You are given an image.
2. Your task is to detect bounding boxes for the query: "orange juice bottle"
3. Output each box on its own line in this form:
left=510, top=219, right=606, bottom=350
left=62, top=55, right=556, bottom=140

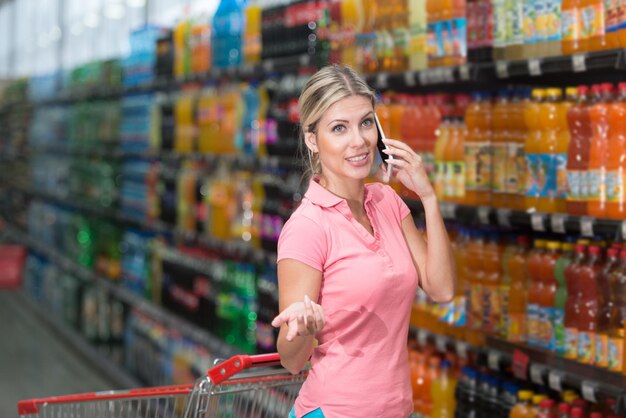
left=492, top=90, right=511, bottom=208
left=341, top=0, right=365, bottom=68
left=584, top=0, right=608, bottom=51
left=566, top=85, right=592, bottom=216
left=450, top=118, right=467, bottom=204
left=482, top=231, right=503, bottom=334
left=408, top=0, right=428, bottom=70
left=466, top=230, right=486, bottom=330
left=243, top=0, right=262, bottom=65
left=588, top=83, right=614, bottom=217
left=389, top=95, right=405, bottom=140
left=435, top=118, right=451, bottom=200
left=191, top=20, right=211, bottom=75
left=606, top=82, right=626, bottom=219
left=504, top=89, right=529, bottom=211
left=527, top=239, right=546, bottom=346
left=562, top=0, right=582, bottom=54
left=539, top=241, right=560, bottom=350
left=507, top=235, right=530, bottom=343
left=431, top=360, right=457, bottom=418
left=555, top=87, right=576, bottom=211
left=421, top=355, right=441, bottom=417
left=537, top=88, right=562, bottom=214
left=174, top=91, right=197, bottom=154
left=464, top=92, right=493, bottom=206
left=524, top=89, right=545, bottom=211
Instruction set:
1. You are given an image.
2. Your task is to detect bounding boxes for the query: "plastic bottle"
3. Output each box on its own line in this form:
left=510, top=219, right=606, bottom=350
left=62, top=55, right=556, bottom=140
left=510, top=390, right=534, bottom=418
left=482, top=231, right=503, bottom=334
left=456, top=367, right=479, bottom=418
left=596, top=247, right=619, bottom=368
left=537, top=88, right=564, bottom=214
left=563, top=244, right=587, bottom=359
left=499, top=234, right=516, bottom=338
left=464, top=92, right=493, bottom=206
left=422, top=356, right=441, bottom=417
left=605, top=82, right=626, bottom=219
left=507, top=89, right=529, bottom=210
left=435, top=118, right=452, bottom=200
left=570, top=407, right=585, bottom=418
left=450, top=118, right=467, bottom=204
left=411, top=350, right=427, bottom=412
left=452, top=228, right=469, bottom=327
left=607, top=248, right=626, bottom=372
left=588, top=83, right=613, bottom=217
left=431, top=359, right=457, bottom=418
left=525, top=89, right=545, bottom=211
left=577, top=244, right=603, bottom=364
left=466, top=230, right=486, bottom=330
left=558, top=402, right=571, bottom=418
left=554, top=240, right=575, bottom=356
left=212, top=0, right=246, bottom=69
left=340, top=0, right=365, bottom=68
left=539, top=241, right=560, bottom=350
left=408, top=0, right=428, bottom=70
left=562, top=0, right=582, bottom=54
left=541, top=0, right=563, bottom=57
left=566, top=85, right=592, bottom=216
left=536, top=399, right=557, bottom=418
left=243, top=0, right=262, bottom=65
left=527, top=239, right=546, bottom=346
left=492, top=90, right=511, bottom=208
left=507, top=235, right=530, bottom=343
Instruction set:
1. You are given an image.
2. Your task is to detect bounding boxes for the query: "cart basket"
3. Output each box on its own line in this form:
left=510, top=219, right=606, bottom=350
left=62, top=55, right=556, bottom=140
left=18, top=353, right=306, bottom=418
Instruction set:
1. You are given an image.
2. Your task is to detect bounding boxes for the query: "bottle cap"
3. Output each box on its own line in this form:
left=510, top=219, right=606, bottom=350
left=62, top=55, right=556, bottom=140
left=518, top=390, right=534, bottom=401
left=534, top=239, right=546, bottom=248
left=578, top=85, right=589, bottom=95
left=571, top=408, right=584, bottom=418
left=558, top=403, right=570, bottom=414
left=540, top=399, right=555, bottom=408
left=547, top=241, right=561, bottom=250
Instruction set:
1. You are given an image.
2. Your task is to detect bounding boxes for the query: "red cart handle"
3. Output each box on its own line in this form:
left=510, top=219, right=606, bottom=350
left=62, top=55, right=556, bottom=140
left=208, top=353, right=281, bottom=385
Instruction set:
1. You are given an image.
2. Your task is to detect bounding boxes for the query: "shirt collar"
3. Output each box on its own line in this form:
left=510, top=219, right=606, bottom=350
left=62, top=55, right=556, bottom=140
left=304, top=177, right=375, bottom=208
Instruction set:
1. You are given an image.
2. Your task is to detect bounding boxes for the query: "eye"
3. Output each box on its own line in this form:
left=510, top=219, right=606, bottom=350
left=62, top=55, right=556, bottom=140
left=362, top=118, right=374, bottom=127
left=332, top=124, right=346, bottom=133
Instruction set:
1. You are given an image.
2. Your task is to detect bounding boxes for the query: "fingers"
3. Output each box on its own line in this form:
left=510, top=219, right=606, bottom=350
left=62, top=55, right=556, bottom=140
left=382, top=146, right=421, bottom=164
left=272, top=296, right=326, bottom=342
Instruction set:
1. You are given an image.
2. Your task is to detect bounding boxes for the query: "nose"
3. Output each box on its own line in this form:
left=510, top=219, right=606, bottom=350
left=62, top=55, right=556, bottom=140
left=349, top=125, right=370, bottom=148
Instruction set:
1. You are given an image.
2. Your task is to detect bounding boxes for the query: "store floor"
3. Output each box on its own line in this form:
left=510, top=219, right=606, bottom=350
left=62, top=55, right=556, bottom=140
left=0, top=290, right=118, bottom=417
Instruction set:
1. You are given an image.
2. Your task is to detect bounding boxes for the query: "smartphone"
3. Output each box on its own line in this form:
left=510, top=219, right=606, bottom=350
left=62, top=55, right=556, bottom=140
left=374, top=113, right=393, bottom=183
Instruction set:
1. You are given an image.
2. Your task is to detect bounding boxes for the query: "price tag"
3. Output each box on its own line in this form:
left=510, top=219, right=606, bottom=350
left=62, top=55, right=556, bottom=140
left=417, top=329, right=428, bottom=347
left=548, top=370, right=564, bottom=392
left=299, top=55, right=310, bottom=67
left=581, top=380, right=598, bottom=403
left=376, top=73, right=389, bottom=89
left=531, top=213, right=545, bottom=231
left=572, top=53, right=587, bottom=73
left=478, top=206, right=491, bottom=225
left=488, top=351, right=501, bottom=371
left=456, top=341, right=469, bottom=359
left=419, top=70, right=430, bottom=85
left=497, top=208, right=512, bottom=228
left=459, top=64, right=471, bottom=81
left=496, top=61, right=509, bottom=78
left=528, top=59, right=542, bottom=76
left=580, top=217, right=594, bottom=237
left=550, top=214, right=568, bottom=234
left=443, top=67, right=455, bottom=83
left=436, top=335, right=447, bottom=352
left=530, top=364, right=545, bottom=385
left=512, top=349, right=530, bottom=380
left=262, top=60, right=274, bottom=73
left=621, top=220, right=626, bottom=240
left=440, top=202, right=456, bottom=219
left=404, top=71, right=417, bottom=87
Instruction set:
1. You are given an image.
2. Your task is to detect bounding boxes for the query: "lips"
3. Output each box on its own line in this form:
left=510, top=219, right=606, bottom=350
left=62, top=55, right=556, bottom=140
left=346, top=153, right=368, bottom=163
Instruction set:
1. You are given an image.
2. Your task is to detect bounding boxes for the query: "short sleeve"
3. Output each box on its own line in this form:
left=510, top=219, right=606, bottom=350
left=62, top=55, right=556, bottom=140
left=277, top=214, right=327, bottom=272
left=383, top=185, right=412, bottom=221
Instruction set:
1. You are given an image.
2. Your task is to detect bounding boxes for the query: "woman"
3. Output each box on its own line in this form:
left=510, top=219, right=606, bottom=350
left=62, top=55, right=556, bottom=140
left=271, top=65, right=456, bottom=418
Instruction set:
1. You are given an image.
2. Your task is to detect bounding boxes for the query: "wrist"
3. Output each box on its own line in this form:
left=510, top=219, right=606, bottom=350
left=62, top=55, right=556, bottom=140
left=419, top=193, right=438, bottom=206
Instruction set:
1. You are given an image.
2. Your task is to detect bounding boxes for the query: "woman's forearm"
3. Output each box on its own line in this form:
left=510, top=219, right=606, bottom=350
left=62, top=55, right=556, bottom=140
left=421, top=195, right=456, bottom=303
left=277, top=332, right=315, bottom=374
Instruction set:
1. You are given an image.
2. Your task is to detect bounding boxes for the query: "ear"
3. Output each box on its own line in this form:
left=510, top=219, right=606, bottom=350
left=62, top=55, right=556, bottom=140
left=304, top=132, right=318, bottom=153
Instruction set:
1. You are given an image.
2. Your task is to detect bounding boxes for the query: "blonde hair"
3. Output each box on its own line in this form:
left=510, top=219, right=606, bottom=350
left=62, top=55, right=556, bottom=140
left=298, top=65, right=376, bottom=179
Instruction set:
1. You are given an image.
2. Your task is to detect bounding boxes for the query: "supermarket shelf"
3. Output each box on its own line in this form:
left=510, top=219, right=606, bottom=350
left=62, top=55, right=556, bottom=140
left=6, top=224, right=239, bottom=360
left=407, top=200, right=626, bottom=240
left=15, top=290, right=142, bottom=389
left=410, top=327, right=626, bottom=414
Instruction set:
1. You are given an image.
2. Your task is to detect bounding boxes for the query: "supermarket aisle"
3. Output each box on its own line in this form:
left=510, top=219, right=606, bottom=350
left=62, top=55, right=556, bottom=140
left=0, top=291, right=118, bottom=417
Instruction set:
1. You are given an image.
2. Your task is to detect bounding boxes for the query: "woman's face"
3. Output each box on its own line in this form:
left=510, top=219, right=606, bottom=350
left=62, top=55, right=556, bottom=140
left=308, top=95, right=377, bottom=184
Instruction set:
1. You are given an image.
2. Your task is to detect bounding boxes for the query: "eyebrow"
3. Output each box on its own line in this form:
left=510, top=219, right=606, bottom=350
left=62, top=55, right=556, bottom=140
left=326, top=111, right=374, bottom=127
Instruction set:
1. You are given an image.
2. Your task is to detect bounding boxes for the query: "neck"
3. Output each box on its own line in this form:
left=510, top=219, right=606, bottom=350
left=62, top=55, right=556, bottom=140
left=318, top=174, right=366, bottom=211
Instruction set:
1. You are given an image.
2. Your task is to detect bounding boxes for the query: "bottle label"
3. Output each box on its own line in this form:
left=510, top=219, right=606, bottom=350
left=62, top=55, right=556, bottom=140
left=578, top=331, right=596, bottom=364
left=582, top=3, right=606, bottom=38
left=523, top=0, right=537, bottom=44
left=619, top=0, right=626, bottom=28
left=535, top=0, right=548, bottom=42
left=538, top=306, right=548, bottom=348
left=465, top=142, right=492, bottom=191
left=452, top=161, right=466, bottom=198
left=435, top=161, right=446, bottom=198
left=493, top=0, right=508, bottom=48
left=536, top=154, right=568, bottom=198
left=595, top=333, right=609, bottom=367
left=453, top=18, right=468, bottom=59
left=562, top=8, right=581, bottom=41
left=525, top=154, right=541, bottom=197
left=409, top=24, right=428, bottom=56
left=471, top=283, right=483, bottom=329
left=508, top=312, right=526, bottom=342
left=507, top=0, right=525, bottom=45
left=482, top=285, right=501, bottom=333
left=493, top=143, right=508, bottom=193
left=553, top=308, right=566, bottom=355
left=606, top=0, right=619, bottom=32
left=608, top=336, right=624, bottom=371
left=499, top=284, right=510, bottom=336
left=454, top=295, right=467, bottom=327
left=527, top=303, right=539, bottom=345
left=588, top=168, right=606, bottom=201
left=444, top=162, right=454, bottom=199
left=567, top=169, right=583, bottom=201
left=565, top=327, right=579, bottom=359
left=506, top=142, right=526, bottom=194
left=606, top=168, right=624, bottom=203
left=545, top=0, right=563, bottom=41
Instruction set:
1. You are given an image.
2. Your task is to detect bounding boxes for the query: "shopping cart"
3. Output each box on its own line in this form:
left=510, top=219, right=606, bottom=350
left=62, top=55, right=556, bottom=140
left=18, top=353, right=307, bottom=418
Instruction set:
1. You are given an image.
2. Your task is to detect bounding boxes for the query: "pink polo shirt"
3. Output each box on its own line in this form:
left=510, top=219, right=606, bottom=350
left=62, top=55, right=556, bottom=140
left=277, top=179, right=419, bottom=418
